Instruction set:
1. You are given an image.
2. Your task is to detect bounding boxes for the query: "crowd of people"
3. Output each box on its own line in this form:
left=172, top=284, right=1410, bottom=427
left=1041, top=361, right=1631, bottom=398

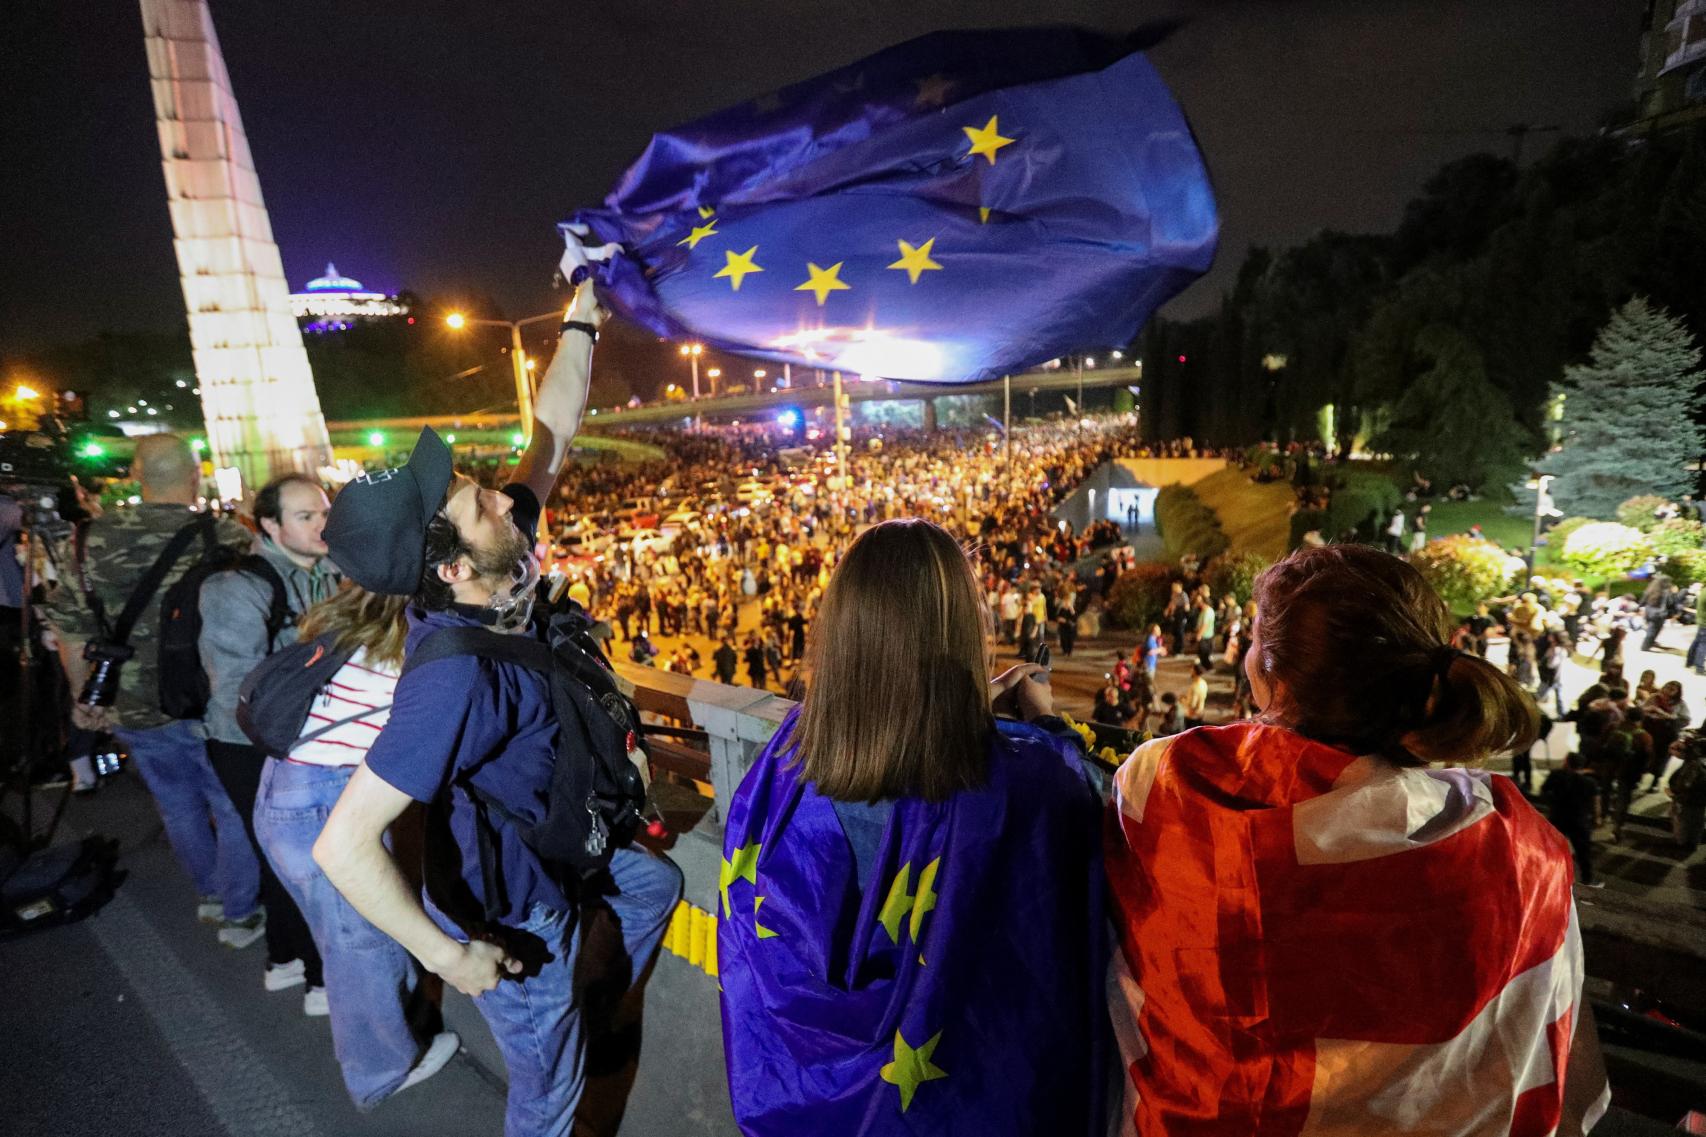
left=525, top=415, right=1157, bottom=701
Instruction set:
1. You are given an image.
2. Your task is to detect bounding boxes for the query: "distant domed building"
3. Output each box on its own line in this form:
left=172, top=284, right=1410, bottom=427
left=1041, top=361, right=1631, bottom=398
left=290, top=263, right=408, bottom=332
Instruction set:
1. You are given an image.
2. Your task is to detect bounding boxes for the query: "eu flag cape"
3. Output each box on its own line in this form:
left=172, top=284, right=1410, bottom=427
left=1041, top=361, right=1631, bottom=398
left=570, top=27, right=1217, bottom=382
left=718, top=712, right=1109, bottom=1136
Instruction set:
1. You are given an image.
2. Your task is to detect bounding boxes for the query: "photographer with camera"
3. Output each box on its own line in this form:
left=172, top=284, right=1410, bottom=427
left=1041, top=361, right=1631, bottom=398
left=313, top=244, right=683, bottom=1137
left=39, top=434, right=264, bottom=936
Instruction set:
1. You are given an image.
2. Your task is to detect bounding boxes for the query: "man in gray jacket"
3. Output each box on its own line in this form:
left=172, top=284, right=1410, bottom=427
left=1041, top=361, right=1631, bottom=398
left=201, top=473, right=339, bottom=1014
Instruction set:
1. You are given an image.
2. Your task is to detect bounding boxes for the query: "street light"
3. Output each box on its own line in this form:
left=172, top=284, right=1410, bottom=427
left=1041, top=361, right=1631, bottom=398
left=445, top=307, right=571, bottom=442
left=15, top=385, right=39, bottom=401
left=678, top=342, right=704, bottom=398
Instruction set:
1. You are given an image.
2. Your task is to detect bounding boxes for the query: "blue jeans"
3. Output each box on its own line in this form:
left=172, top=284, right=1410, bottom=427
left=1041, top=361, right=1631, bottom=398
left=1688, top=627, right=1706, bottom=672
left=115, top=720, right=259, bottom=920
left=255, top=759, right=425, bottom=1107
left=446, top=846, right=683, bottom=1137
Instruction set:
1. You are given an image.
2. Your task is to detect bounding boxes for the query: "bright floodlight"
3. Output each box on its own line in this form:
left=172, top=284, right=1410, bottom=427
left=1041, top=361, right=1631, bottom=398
left=368, top=431, right=386, bottom=447
left=14, top=385, right=39, bottom=400
left=777, top=410, right=800, bottom=429
left=446, top=313, right=467, bottom=330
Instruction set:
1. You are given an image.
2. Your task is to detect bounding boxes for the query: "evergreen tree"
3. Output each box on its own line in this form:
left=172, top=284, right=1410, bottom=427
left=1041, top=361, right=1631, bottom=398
left=1547, top=297, right=1704, bottom=517
left=1375, top=325, right=1530, bottom=493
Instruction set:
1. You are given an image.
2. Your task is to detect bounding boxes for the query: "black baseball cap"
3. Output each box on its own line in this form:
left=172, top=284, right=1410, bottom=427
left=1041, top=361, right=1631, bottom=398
left=323, top=427, right=455, bottom=596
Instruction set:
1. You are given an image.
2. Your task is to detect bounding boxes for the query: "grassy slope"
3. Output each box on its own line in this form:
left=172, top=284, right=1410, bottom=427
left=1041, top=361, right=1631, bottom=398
left=1189, top=467, right=1293, bottom=560
left=1420, top=499, right=1532, bottom=550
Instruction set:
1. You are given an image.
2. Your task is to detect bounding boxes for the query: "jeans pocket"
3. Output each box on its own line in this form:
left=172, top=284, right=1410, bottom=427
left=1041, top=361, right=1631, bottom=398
left=256, top=803, right=329, bottom=887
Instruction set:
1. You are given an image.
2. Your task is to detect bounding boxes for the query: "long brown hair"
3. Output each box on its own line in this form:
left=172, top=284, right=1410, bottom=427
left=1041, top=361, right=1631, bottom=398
left=296, top=583, right=411, bottom=671
left=1251, top=544, right=1537, bottom=766
left=788, top=519, right=993, bottom=801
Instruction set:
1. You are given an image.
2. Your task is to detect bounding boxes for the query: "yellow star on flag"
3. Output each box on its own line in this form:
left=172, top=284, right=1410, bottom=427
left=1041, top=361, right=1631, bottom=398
left=794, top=261, right=851, bottom=306
left=878, top=862, right=914, bottom=942
left=880, top=1029, right=947, bottom=1112
left=754, top=895, right=778, bottom=940
left=714, top=246, right=764, bottom=291
left=978, top=207, right=992, bottom=224
left=718, top=840, right=761, bottom=915
left=697, top=204, right=717, bottom=219
left=677, top=220, right=718, bottom=249
left=962, top=115, right=1015, bottom=164
left=887, top=239, right=942, bottom=285
left=908, top=857, right=940, bottom=940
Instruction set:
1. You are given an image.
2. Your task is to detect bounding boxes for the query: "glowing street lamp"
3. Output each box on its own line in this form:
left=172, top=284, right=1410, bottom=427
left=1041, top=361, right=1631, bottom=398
left=14, top=385, right=40, bottom=401
left=445, top=307, right=570, bottom=442
left=706, top=367, right=722, bottom=397
left=678, top=342, right=704, bottom=399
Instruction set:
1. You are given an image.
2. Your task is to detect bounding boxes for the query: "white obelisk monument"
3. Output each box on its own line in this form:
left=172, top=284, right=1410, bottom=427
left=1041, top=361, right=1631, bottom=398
left=140, top=0, right=332, bottom=493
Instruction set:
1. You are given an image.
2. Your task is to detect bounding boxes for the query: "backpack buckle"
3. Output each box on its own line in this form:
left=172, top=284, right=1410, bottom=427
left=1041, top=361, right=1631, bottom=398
left=583, top=795, right=609, bottom=858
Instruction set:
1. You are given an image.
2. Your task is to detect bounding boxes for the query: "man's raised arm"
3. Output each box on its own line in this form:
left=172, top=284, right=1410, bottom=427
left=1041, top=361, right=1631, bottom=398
left=513, top=230, right=620, bottom=504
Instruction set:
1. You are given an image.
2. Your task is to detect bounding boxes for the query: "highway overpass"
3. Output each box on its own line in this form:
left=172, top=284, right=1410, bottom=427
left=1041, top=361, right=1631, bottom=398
left=325, top=364, right=1143, bottom=440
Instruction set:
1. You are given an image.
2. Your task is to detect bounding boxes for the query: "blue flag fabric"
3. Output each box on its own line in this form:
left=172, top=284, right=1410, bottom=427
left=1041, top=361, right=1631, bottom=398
left=717, top=711, right=1109, bottom=1136
left=571, top=27, right=1217, bottom=383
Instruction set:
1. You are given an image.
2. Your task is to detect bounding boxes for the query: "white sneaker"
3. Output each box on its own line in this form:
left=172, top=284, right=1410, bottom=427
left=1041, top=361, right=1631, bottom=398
left=394, top=1032, right=461, bottom=1095
left=218, top=911, right=266, bottom=950
left=302, top=986, right=329, bottom=1017
left=196, top=896, right=224, bottom=925
left=264, top=959, right=306, bottom=991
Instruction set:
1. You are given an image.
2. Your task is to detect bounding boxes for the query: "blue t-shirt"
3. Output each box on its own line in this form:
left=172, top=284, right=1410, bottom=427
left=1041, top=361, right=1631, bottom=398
left=1143, top=633, right=1161, bottom=668
left=363, top=485, right=564, bottom=928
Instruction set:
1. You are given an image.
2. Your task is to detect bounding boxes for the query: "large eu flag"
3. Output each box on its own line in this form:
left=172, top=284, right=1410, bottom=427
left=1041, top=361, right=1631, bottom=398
left=570, top=27, right=1217, bottom=382
left=717, top=711, right=1109, bottom=1136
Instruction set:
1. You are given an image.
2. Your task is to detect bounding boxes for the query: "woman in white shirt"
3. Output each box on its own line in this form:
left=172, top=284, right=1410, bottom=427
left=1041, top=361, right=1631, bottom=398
left=253, top=584, right=458, bottom=1105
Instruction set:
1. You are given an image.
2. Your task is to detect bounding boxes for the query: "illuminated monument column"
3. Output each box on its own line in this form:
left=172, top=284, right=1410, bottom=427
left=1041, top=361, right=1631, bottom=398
left=140, top=0, right=331, bottom=493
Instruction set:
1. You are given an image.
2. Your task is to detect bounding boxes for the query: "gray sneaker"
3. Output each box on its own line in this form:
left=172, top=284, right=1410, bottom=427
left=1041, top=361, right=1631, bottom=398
left=196, top=896, right=224, bottom=925
left=218, top=911, right=266, bottom=949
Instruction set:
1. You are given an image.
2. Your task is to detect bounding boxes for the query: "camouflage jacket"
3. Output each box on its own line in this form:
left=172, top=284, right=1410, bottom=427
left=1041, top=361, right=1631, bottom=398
left=41, top=503, right=255, bottom=730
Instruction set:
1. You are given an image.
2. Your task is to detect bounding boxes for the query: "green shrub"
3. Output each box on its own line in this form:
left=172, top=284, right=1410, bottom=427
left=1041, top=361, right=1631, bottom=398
left=1326, top=490, right=1384, bottom=541
left=1410, top=536, right=1524, bottom=615
left=1154, top=485, right=1229, bottom=561
left=1546, top=516, right=1595, bottom=550
left=1615, top=495, right=1672, bottom=532
left=1332, top=469, right=1403, bottom=514
left=1559, top=522, right=1654, bottom=578
left=1663, top=550, right=1706, bottom=587
left=1206, top=551, right=1273, bottom=605
left=1648, top=517, right=1706, bottom=557
left=1289, top=509, right=1328, bottom=550
left=1106, top=562, right=1178, bottom=630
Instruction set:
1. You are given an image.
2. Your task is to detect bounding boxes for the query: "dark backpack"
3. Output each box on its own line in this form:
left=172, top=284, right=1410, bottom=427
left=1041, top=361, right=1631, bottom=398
left=157, top=544, right=290, bottom=720
left=236, top=632, right=386, bottom=758
left=401, top=606, right=650, bottom=920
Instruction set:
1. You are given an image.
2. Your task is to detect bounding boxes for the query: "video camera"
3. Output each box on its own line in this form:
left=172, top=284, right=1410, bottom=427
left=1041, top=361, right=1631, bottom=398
left=0, top=417, right=130, bottom=521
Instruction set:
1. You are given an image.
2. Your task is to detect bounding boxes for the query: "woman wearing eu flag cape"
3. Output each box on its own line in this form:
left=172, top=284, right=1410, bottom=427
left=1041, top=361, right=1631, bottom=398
left=717, top=519, right=1109, bottom=1136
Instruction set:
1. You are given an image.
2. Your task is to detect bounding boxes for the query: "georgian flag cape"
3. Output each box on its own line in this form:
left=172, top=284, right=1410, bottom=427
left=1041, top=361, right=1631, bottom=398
left=1105, top=722, right=1610, bottom=1136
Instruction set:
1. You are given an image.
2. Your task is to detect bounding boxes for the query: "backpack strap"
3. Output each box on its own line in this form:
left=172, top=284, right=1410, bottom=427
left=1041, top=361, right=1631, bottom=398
left=294, top=702, right=394, bottom=748
left=401, top=624, right=553, bottom=924
left=238, top=556, right=294, bottom=650
left=403, top=625, right=553, bottom=676
left=100, top=514, right=216, bottom=646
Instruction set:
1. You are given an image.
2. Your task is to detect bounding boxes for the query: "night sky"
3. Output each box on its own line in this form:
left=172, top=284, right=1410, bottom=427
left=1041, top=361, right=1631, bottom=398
left=0, top=0, right=1636, bottom=354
